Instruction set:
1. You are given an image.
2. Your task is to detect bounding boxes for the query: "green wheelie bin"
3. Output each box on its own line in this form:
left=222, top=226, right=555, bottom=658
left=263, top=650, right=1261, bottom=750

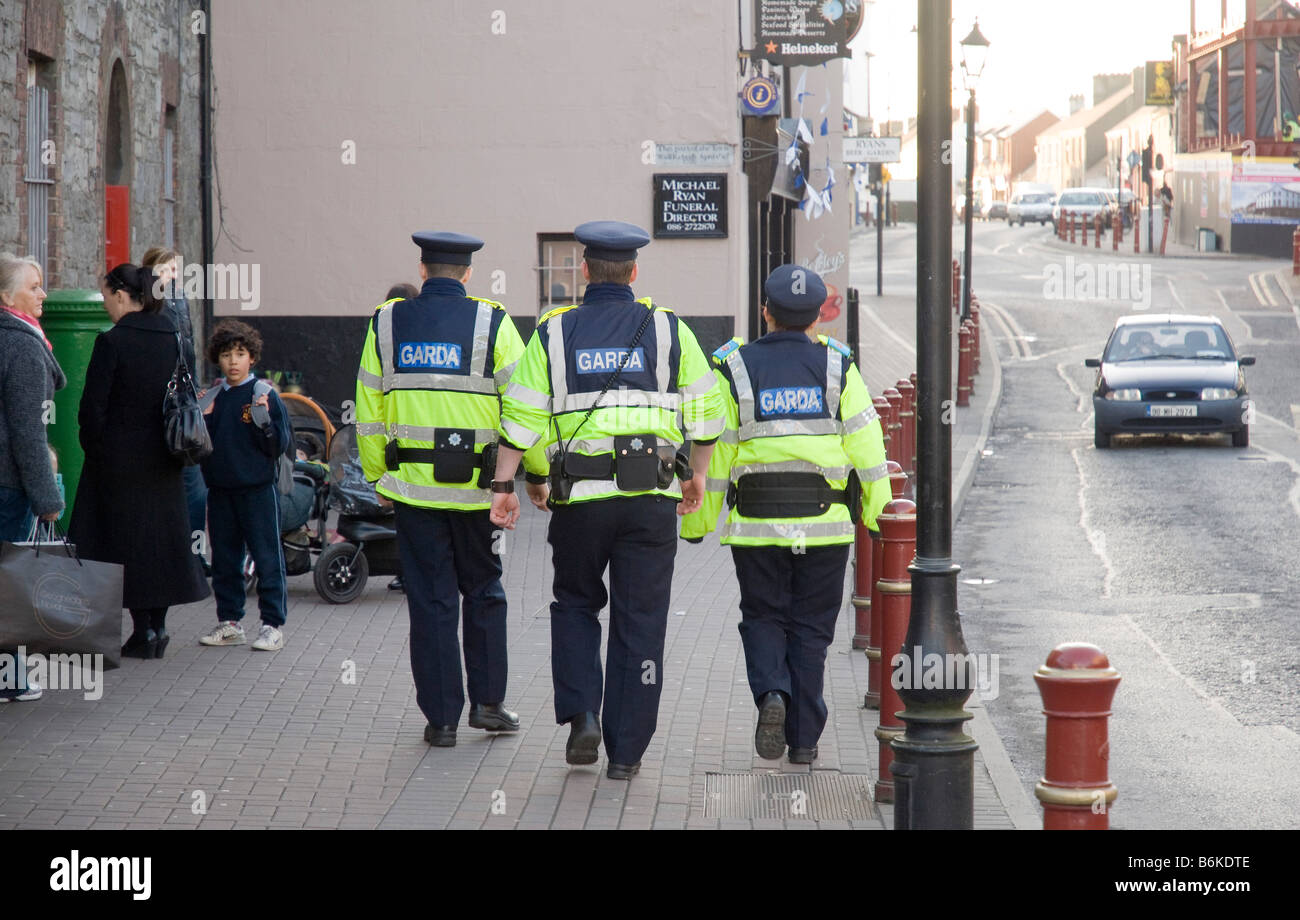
left=42, top=290, right=110, bottom=524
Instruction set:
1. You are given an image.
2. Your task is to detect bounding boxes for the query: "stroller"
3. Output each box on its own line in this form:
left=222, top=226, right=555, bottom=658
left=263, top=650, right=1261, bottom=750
left=311, top=423, right=401, bottom=603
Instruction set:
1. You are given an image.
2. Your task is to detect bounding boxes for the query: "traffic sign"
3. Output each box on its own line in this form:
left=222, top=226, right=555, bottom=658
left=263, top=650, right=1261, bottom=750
left=842, top=136, right=901, bottom=164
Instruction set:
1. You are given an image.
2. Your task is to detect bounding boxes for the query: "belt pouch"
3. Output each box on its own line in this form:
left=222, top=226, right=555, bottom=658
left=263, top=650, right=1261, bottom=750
left=613, top=434, right=660, bottom=491
left=432, top=428, right=475, bottom=483
left=735, top=472, right=832, bottom=518
left=562, top=452, right=615, bottom=480
left=476, top=441, right=499, bottom=489
left=385, top=440, right=400, bottom=471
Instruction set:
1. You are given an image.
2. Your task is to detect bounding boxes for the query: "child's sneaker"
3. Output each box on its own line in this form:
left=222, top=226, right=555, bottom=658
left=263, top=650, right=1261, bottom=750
left=251, top=624, right=284, bottom=651
left=0, top=681, right=42, bottom=702
left=199, top=621, right=246, bottom=646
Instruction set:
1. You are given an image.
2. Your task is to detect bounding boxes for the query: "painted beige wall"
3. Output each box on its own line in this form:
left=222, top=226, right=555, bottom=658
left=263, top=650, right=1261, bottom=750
left=212, top=0, right=748, bottom=323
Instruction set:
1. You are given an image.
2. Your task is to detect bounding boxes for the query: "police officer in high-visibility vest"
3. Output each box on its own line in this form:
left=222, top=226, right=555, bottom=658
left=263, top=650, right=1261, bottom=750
left=680, top=264, right=890, bottom=764
left=487, top=220, right=725, bottom=780
left=355, top=231, right=545, bottom=747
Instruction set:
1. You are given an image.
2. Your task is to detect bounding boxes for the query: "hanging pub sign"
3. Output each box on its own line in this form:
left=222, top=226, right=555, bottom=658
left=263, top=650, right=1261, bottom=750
left=653, top=174, right=728, bottom=238
left=752, top=0, right=851, bottom=67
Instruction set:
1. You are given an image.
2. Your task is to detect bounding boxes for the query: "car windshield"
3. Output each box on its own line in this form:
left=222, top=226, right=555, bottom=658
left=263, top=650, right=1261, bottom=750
left=1104, top=323, right=1236, bottom=362
left=1025, top=194, right=1051, bottom=203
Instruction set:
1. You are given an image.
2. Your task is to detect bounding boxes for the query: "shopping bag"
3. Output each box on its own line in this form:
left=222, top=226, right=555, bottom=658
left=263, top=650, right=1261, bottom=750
left=0, top=536, right=123, bottom=671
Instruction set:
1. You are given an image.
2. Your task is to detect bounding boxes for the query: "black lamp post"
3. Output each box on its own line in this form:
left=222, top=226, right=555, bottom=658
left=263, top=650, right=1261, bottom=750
left=891, top=0, right=979, bottom=831
left=958, top=20, right=989, bottom=324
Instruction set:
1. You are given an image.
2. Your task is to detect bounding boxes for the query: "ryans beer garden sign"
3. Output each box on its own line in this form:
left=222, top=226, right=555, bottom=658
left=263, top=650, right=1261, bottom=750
left=653, top=174, right=727, bottom=239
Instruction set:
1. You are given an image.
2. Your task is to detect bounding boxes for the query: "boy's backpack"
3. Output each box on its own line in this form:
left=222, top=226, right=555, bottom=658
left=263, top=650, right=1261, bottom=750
left=252, top=379, right=295, bottom=497
left=199, top=377, right=293, bottom=495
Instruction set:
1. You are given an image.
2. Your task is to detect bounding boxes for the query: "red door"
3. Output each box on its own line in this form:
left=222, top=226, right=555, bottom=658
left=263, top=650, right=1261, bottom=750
left=105, top=185, right=129, bottom=274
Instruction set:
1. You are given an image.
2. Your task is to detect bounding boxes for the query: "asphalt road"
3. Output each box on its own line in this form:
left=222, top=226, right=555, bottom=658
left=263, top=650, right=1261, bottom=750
left=855, top=218, right=1300, bottom=830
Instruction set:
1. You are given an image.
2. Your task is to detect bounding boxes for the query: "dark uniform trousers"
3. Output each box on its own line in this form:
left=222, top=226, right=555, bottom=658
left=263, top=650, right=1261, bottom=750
left=731, top=543, right=852, bottom=750
left=547, top=495, right=678, bottom=764
left=394, top=502, right=508, bottom=728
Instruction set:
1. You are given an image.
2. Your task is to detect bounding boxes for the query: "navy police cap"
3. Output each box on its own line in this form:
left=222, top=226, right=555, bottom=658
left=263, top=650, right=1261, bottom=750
left=575, top=220, right=650, bottom=262
left=412, top=231, right=484, bottom=265
left=763, top=264, right=827, bottom=325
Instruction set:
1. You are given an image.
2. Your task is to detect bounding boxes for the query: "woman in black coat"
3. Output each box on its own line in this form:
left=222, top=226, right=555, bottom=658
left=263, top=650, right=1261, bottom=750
left=68, top=264, right=210, bottom=659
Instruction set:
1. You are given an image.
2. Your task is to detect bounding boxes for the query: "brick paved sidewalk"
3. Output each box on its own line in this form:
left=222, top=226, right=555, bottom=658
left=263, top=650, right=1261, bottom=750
left=0, top=243, right=1036, bottom=829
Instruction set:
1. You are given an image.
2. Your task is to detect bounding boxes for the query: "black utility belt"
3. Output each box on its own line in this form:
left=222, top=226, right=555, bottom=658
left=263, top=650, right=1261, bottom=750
left=549, top=434, right=673, bottom=501
left=385, top=429, right=498, bottom=489
left=728, top=471, right=860, bottom=522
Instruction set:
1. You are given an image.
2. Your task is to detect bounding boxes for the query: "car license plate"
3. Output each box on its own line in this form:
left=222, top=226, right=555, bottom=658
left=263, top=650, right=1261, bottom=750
left=1148, top=405, right=1197, bottom=418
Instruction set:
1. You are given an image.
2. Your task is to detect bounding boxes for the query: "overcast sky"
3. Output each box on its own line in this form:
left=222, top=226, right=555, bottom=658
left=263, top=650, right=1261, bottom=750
left=847, top=0, right=1208, bottom=129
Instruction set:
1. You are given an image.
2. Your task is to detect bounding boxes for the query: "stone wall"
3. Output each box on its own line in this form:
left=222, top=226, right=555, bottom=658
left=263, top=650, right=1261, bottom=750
left=0, top=0, right=202, bottom=294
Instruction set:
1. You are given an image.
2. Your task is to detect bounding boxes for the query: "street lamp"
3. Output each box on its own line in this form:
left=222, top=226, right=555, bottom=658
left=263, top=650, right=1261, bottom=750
left=892, top=0, right=978, bottom=830
left=958, top=19, right=989, bottom=324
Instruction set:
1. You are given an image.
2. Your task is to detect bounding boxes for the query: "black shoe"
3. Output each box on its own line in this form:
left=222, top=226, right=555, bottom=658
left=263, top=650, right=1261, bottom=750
left=468, top=703, right=519, bottom=732
left=154, top=630, right=170, bottom=659
left=122, top=630, right=158, bottom=660
left=565, top=712, right=601, bottom=765
left=788, top=746, right=818, bottom=764
left=424, top=724, right=457, bottom=747
left=606, top=761, right=640, bottom=780
left=388, top=577, right=404, bottom=592
left=755, top=691, right=787, bottom=760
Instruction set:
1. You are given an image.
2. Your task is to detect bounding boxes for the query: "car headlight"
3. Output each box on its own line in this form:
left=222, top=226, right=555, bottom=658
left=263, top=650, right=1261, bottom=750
left=1200, top=388, right=1237, bottom=400
left=1105, top=389, right=1142, bottom=401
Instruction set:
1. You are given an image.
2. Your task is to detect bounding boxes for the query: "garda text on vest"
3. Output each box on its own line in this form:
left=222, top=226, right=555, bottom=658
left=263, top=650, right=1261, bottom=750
left=758, top=386, right=824, bottom=416
left=575, top=347, right=646, bottom=374
left=398, top=342, right=463, bottom=370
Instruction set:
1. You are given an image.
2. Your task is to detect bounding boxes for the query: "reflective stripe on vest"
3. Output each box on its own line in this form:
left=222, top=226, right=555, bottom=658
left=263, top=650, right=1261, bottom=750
left=722, top=519, right=856, bottom=541
left=546, top=302, right=673, bottom=411
left=377, top=299, right=496, bottom=394
left=378, top=473, right=489, bottom=505
left=725, top=345, right=844, bottom=440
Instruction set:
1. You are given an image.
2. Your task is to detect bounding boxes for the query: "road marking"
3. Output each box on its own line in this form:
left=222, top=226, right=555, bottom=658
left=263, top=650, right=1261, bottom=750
left=994, top=243, right=1010, bottom=255
left=1056, top=359, right=1093, bottom=417
left=980, top=299, right=1034, bottom=359
left=1248, top=271, right=1277, bottom=307
left=1292, top=405, right=1300, bottom=429
left=1119, top=612, right=1243, bottom=729
left=1071, top=447, right=1114, bottom=598
left=1166, top=278, right=1185, bottom=311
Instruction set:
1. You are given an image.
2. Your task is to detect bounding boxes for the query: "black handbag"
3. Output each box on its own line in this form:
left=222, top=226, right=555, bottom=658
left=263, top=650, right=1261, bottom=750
left=163, top=331, right=213, bottom=465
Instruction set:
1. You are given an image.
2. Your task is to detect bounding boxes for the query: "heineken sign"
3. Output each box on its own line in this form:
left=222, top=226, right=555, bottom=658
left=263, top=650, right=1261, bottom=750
left=753, top=0, right=851, bottom=66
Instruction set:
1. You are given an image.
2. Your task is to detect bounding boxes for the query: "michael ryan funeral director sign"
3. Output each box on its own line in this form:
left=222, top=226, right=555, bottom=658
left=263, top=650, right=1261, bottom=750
left=654, top=174, right=727, bottom=239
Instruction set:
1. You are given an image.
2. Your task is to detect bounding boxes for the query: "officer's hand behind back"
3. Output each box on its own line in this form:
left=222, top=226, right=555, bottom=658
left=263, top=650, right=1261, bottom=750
left=525, top=481, right=550, bottom=512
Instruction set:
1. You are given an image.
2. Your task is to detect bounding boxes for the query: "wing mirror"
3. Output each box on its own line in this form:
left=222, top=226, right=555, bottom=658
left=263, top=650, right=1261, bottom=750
left=1239, top=356, right=1256, bottom=366
left=1084, top=358, right=1102, bottom=368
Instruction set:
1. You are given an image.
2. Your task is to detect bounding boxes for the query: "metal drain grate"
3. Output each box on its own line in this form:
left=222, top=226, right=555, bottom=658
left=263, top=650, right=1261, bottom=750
left=703, top=772, right=878, bottom=820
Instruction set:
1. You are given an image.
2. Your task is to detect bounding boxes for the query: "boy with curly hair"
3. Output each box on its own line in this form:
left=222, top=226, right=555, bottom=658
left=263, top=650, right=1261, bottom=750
left=197, top=320, right=292, bottom=651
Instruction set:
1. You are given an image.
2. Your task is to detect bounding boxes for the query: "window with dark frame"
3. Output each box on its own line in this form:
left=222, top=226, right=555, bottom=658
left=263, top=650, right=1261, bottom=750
left=24, top=57, right=54, bottom=277
left=164, top=107, right=177, bottom=248
left=537, top=234, right=587, bottom=315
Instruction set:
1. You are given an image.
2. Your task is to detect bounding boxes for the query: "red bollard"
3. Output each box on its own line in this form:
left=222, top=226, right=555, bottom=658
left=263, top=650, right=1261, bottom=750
left=969, top=298, right=981, bottom=377
left=1034, top=643, right=1121, bottom=830
left=1068, top=211, right=1076, bottom=244
left=1094, top=213, right=1102, bottom=249
left=1293, top=227, right=1300, bottom=276
left=864, top=460, right=906, bottom=710
left=873, top=395, right=893, bottom=465
left=851, top=516, right=873, bottom=650
left=872, top=497, right=916, bottom=804
left=952, top=259, right=961, bottom=310
left=908, top=372, right=918, bottom=478
left=956, top=323, right=972, bottom=407
left=895, top=378, right=915, bottom=483
left=1081, top=211, right=1088, bottom=246
left=883, top=388, right=903, bottom=468
left=1112, top=213, right=1121, bottom=251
